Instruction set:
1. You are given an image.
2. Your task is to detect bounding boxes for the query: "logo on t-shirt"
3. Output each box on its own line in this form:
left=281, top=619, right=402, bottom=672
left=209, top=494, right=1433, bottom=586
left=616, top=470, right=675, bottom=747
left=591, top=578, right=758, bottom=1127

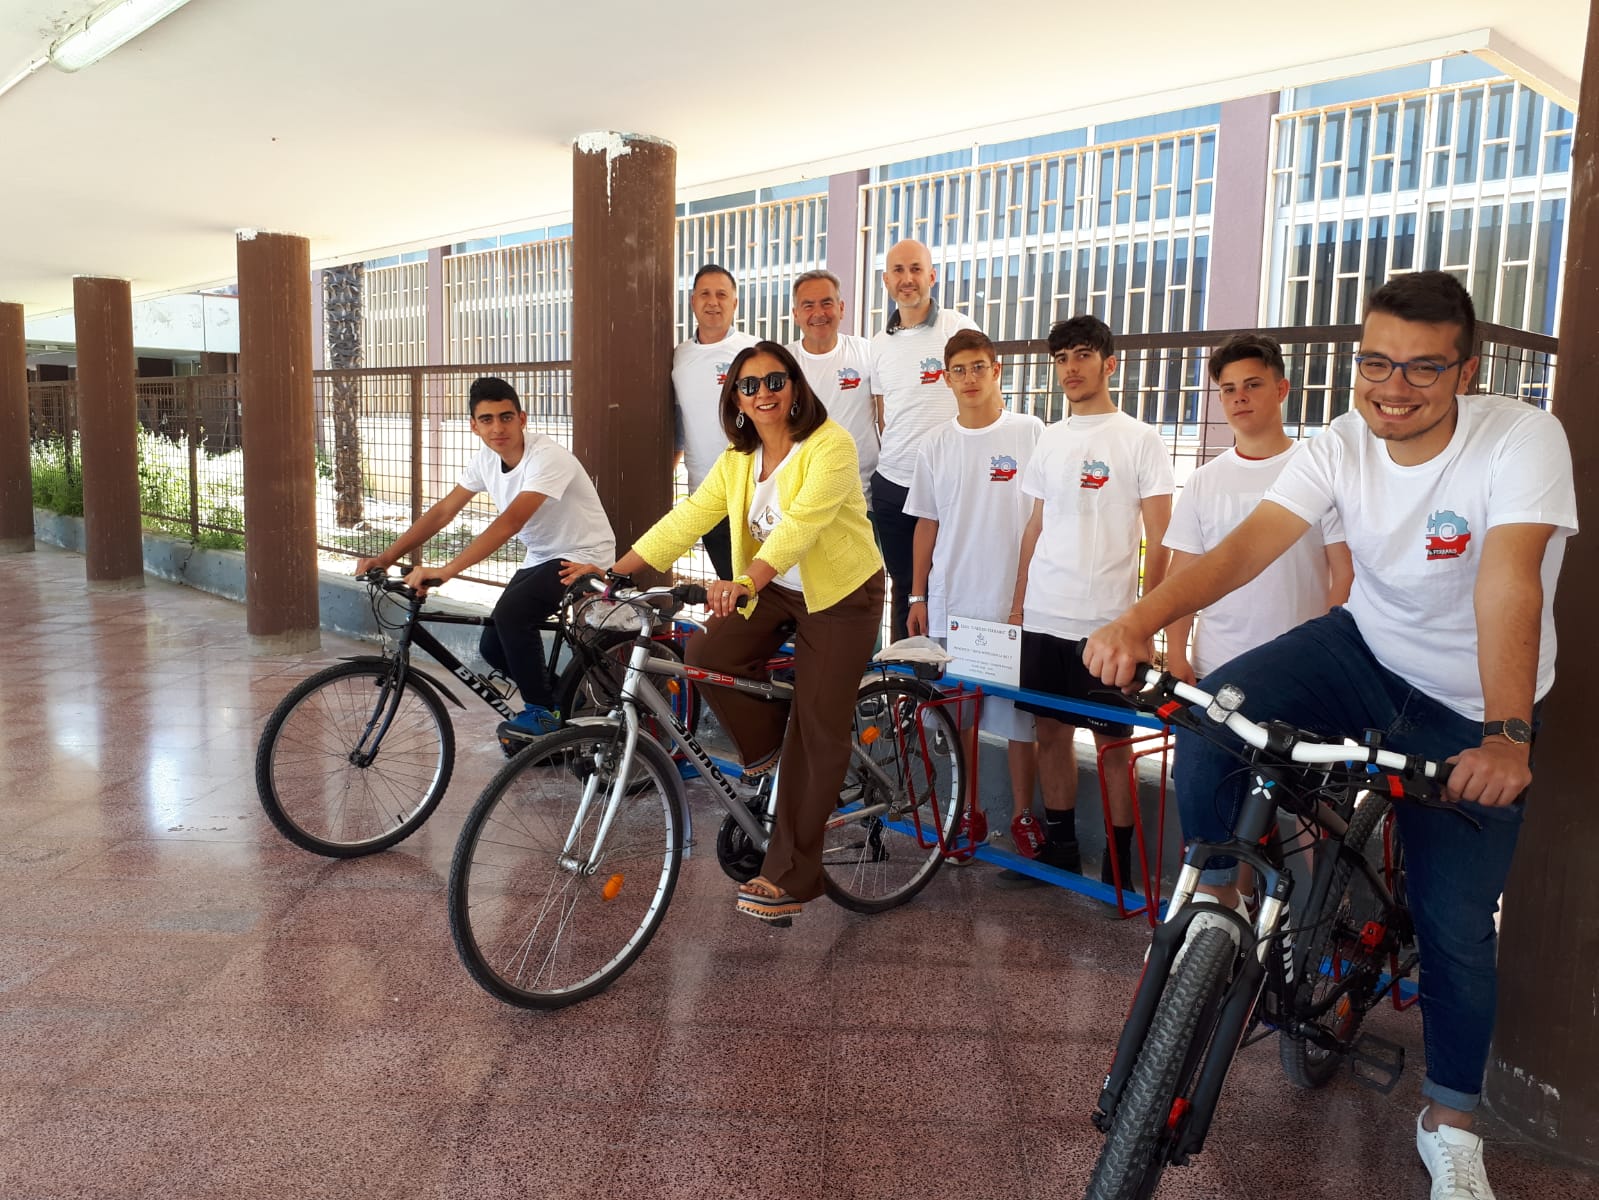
left=1425, top=509, right=1471, bottom=560
left=989, top=454, right=1019, bottom=482
left=838, top=368, right=863, bottom=391
left=1080, top=459, right=1111, bottom=490
left=919, top=358, right=945, bottom=385
left=715, top=361, right=732, bottom=385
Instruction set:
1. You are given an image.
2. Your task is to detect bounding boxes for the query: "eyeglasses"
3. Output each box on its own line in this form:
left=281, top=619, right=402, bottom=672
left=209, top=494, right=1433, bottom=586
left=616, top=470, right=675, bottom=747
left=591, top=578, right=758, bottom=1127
left=1354, top=353, right=1466, bottom=388
left=733, top=371, right=790, bottom=397
left=946, top=362, right=993, bottom=380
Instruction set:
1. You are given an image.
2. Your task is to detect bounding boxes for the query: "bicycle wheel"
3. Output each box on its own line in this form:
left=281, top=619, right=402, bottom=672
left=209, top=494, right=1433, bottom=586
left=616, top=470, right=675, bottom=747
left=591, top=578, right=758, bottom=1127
left=1086, top=926, right=1235, bottom=1200
left=255, top=661, right=453, bottom=857
left=822, top=676, right=965, bottom=914
left=448, top=721, right=685, bottom=1009
left=1279, top=793, right=1393, bottom=1088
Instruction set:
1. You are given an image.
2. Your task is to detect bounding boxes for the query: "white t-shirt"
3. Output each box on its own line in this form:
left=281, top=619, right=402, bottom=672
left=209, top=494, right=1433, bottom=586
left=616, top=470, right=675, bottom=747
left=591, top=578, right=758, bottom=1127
left=672, top=328, right=759, bottom=489
left=1265, top=395, right=1576, bottom=720
left=747, top=443, right=806, bottom=593
left=1164, top=444, right=1346, bottom=677
left=1020, top=409, right=1176, bottom=640
left=457, top=435, right=616, bottom=570
left=904, top=409, right=1045, bottom=634
left=788, top=335, right=878, bottom=496
left=870, top=303, right=981, bottom=486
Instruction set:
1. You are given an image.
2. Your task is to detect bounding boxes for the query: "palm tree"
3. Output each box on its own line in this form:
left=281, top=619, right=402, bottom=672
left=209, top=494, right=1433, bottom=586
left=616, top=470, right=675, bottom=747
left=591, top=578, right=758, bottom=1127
left=323, top=263, right=365, bottom=527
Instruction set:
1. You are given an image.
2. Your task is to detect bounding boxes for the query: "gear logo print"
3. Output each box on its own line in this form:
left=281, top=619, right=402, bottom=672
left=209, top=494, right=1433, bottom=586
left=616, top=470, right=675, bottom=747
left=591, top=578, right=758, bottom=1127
left=1425, top=509, right=1471, bottom=560
left=1080, top=459, right=1111, bottom=490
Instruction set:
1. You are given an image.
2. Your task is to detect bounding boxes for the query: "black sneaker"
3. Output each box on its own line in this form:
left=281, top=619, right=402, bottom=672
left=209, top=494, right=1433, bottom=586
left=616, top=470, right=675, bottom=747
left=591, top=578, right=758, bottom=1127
left=1036, top=840, right=1082, bottom=873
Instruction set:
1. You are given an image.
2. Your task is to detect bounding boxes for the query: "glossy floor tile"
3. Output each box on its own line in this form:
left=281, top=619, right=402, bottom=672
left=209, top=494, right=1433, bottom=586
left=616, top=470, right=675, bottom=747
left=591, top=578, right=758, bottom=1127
left=1, top=545, right=1593, bottom=1199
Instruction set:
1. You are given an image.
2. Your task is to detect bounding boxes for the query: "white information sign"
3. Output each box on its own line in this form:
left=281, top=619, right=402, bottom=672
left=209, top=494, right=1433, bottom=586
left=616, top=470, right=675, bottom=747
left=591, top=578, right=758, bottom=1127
left=945, top=615, right=1022, bottom=687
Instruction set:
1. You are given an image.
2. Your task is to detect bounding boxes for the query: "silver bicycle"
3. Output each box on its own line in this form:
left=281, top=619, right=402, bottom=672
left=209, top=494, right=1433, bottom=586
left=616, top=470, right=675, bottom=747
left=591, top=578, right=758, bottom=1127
left=446, top=578, right=968, bottom=1009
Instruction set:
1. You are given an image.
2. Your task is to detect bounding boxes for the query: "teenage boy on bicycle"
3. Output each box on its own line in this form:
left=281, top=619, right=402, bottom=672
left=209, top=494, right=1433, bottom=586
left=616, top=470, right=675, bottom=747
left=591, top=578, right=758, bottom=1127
left=355, top=376, right=616, bottom=740
left=1085, top=272, right=1577, bottom=1200
left=904, top=328, right=1045, bottom=856
left=1009, top=315, right=1174, bottom=887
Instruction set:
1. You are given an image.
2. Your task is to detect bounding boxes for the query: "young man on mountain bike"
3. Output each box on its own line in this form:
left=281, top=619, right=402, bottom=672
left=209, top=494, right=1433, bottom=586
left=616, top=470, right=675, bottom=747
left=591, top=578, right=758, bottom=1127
left=1085, top=272, right=1577, bottom=1200
left=355, top=376, right=616, bottom=740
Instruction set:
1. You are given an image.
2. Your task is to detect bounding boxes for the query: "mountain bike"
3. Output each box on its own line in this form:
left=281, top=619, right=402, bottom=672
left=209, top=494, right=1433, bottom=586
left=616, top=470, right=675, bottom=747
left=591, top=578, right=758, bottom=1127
left=1085, top=667, right=1461, bottom=1200
left=254, top=567, right=695, bottom=857
left=446, top=576, right=967, bottom=1009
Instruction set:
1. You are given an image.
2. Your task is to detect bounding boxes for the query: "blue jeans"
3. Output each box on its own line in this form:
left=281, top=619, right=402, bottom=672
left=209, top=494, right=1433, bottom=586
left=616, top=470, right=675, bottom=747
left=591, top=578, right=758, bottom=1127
left=1174, top=608, right=1524, bottom=1111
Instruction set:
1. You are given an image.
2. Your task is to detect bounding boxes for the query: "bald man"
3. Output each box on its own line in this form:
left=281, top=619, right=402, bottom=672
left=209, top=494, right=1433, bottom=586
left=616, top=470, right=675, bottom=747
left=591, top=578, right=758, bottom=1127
left=869, top=239, right=981, bottom=641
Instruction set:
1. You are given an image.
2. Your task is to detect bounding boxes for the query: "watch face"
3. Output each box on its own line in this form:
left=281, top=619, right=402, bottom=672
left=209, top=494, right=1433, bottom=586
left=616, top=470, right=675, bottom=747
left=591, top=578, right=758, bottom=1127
left=1505, top=717, right=1533, bottom=744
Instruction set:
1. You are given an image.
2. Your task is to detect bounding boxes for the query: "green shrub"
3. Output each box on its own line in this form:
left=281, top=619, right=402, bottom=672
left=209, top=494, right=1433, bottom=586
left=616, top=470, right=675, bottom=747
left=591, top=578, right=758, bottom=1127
left=30, top=439, right=84, bottom=516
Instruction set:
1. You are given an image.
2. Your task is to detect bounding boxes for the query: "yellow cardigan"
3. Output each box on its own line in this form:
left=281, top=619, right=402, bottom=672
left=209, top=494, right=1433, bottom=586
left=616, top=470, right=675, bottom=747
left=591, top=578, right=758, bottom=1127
left=634, top=419, right=882, bottom=612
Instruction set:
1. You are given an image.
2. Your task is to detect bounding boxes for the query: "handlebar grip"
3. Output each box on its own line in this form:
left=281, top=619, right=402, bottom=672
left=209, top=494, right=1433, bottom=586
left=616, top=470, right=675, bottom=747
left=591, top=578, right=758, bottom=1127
left=677, top=583, right=708, bottom=607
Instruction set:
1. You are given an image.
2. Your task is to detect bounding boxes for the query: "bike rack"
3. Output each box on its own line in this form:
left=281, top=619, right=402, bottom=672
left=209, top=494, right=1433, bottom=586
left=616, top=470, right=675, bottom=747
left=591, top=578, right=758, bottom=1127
left=1095, top=730, right=1175, bottom=927
left=913, top=683, right=986, bottom=861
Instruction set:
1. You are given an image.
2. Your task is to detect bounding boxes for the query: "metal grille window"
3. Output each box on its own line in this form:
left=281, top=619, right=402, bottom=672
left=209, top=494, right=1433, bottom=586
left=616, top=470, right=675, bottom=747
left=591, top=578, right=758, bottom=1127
left=858, top=128, right=1217, bottom=345
left=361, top=262, right=428, bottom=367
left=444, top=238, right=574, bottom=364
left=1269, top=79, right=1572, bottom=336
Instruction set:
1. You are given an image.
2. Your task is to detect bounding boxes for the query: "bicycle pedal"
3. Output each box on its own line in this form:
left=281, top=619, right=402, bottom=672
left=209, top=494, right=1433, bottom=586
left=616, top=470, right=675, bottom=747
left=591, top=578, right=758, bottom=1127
left=1347, top=1032, right=1405, bottom=1094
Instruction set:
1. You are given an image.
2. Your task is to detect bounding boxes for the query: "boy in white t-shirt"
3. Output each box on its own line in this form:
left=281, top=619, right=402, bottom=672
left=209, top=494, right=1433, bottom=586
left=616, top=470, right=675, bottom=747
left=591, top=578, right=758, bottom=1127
left=904, top=329, right=1045, bottom=854
left=1163, top=333, right=1353, bottom=683
left=786, top=269, right=878, bottom=501
left=356, top=377, right=616, bottom=740
left=1086, top=273, right=1577, bottom=1200
left=1009, top=315, right=1174, bottom=887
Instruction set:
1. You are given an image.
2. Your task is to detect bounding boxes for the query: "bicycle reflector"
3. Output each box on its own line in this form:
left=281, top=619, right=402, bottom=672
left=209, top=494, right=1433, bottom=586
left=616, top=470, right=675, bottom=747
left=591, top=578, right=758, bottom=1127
left=602, top=874, right=625, bottom=901
left=860, top=726, right=881, bottom=746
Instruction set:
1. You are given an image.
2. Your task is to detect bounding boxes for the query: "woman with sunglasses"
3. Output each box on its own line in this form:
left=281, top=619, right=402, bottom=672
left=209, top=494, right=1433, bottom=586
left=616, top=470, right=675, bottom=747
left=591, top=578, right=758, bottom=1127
left=560, top=341, right=885, bottom=922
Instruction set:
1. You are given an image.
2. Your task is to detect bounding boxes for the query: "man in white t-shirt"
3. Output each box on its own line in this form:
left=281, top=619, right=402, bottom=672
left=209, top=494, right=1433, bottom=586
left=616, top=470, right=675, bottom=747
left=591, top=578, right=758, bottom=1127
left=1163, top=333, right=1354, bottom=683
left=673, top=263, right=759, bottom=579
left=356, top=376, right=616, bottom=739
left=1086, top=273, right=1577, bottom=1200
left=869, top=238, right=981, bottom=641
left=1010, top=315, right=1174, bottom=889
left=786, top=269, right=877, bottom=501
left=905, top=328, right=1044, bottom=854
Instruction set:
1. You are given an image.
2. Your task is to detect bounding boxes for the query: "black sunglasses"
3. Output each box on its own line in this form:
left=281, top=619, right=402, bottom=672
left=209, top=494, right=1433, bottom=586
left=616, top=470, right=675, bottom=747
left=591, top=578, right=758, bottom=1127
left=733, top=371, right=790, bottom=397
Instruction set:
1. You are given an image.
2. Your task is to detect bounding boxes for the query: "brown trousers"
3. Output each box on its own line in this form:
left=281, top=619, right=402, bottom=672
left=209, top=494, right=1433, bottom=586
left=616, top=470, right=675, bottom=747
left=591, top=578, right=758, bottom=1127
left=686, top=571, right=885, bottom=901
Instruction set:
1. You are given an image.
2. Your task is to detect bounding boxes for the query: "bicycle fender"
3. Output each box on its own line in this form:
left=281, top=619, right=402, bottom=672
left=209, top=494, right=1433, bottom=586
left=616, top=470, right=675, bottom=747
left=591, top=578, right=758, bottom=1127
left=336, top=655, right=467, bottom=709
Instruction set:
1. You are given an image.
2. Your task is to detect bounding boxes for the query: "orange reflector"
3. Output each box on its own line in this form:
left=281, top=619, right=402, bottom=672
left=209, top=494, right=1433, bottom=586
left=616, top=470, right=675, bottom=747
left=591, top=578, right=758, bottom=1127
left=602, top=874, right=624, bottom=901
left=667, top=681, right=681, bottom=697
left=860, top=726, right=880, bottom=745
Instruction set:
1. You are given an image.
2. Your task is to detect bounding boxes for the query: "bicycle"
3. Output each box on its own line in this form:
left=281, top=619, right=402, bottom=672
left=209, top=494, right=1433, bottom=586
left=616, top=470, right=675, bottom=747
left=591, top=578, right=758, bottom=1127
left=445, top=576, right=968, bottom=1009
left=254, top=567, right=696, bottom=858
left=1085, top=667, right=1460, bottom=1200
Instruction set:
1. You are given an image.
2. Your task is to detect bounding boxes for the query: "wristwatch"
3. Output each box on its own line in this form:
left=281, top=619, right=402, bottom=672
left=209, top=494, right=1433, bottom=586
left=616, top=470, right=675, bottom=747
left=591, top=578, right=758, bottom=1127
left=906, top=594, right=927, bottom=605
left=1482, top=717, right=1533, bottom=745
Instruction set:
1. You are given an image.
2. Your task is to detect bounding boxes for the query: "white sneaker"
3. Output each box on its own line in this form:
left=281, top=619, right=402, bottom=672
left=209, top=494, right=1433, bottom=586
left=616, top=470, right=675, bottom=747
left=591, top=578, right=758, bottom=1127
left=1416, top=1109, right=1495, bottom=1199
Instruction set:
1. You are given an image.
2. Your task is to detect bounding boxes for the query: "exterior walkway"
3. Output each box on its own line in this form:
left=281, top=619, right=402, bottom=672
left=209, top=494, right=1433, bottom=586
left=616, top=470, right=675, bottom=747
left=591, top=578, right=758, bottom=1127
left=0, top=545, right=1591, bottom=1199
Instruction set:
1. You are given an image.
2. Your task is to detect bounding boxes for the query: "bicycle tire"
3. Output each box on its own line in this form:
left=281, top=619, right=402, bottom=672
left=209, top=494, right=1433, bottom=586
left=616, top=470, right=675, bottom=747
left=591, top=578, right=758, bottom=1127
left=1279, top=792, right=1394, bottom=1088
left=1086, top=926, right=1235, bottom=1200
left=448, top=721, right=686, bottom=1009
left=822, top=676, right=965, bottom=914
left=255, top=661, right=453, bottom=857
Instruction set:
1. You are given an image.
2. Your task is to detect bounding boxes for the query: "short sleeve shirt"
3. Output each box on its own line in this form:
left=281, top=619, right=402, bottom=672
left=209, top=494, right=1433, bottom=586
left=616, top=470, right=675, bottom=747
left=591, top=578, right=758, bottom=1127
left=673, top=329, right=759, bottom=489
left=789, top=335, right=878, bottom=495
left=457, top=435, right=617, bottom=570
left=870, top=303, right=981, bottom=486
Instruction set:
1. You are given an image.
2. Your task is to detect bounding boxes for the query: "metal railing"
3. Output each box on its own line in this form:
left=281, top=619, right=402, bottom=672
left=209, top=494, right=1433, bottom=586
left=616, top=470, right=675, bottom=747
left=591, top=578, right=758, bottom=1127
left=26, top=321, right=1558, bottom=587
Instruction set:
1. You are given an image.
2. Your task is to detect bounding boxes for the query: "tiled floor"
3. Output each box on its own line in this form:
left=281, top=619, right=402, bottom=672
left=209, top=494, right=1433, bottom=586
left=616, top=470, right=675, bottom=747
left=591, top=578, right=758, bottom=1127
left=2, top=544, right=1593, bottom=1199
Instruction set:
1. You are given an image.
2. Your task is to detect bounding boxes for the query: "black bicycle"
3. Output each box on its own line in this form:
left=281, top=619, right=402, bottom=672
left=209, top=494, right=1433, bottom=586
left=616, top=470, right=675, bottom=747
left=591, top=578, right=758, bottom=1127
left=254, top=567, right=697, bottom=857
left=1085, top=668, right=1460, bottom=1200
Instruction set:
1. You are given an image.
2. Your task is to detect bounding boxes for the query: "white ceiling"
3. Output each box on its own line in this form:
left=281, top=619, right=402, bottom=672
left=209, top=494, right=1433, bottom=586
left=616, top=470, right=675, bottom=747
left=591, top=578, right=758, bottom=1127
left=0, top=0, right=1588, bottom=316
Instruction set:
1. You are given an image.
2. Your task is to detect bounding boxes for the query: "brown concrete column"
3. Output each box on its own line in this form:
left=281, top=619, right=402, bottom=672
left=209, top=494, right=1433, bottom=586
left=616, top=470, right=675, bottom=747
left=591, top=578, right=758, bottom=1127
left=1199, top=94, right=1278, bottom=461
left=1484, top=3, right=1599, bottom=1164
left=73, top=276, right=143, bottom=588
left=0, top=303, right=33, bottom=553
left=237, top=231, right=319, bottom=654
left=571, top=132, right=677, bottom=559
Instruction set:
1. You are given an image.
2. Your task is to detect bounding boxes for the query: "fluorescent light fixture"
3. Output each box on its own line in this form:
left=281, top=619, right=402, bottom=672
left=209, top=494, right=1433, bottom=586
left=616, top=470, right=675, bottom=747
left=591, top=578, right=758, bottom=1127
left=49, top=0, right=196, bottom=73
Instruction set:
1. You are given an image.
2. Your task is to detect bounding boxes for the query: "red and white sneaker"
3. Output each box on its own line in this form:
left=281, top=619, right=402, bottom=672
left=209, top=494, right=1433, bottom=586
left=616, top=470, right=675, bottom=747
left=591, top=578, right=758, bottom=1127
left=1010, top=812, right=1046, bottom=859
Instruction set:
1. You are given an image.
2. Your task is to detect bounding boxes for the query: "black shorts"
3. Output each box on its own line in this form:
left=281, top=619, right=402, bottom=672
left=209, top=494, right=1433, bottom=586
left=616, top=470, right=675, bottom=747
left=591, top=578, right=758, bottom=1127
left=1016, top=629, right=1135, bottom=737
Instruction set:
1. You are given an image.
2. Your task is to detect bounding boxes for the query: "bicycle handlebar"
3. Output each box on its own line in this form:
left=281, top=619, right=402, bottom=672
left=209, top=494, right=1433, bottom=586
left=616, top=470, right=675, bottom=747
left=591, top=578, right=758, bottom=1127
left=1126, top=662, right=1453, bottom=798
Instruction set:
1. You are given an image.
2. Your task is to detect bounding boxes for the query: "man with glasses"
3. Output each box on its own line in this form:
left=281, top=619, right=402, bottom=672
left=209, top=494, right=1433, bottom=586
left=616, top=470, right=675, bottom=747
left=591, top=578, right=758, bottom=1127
left=787, top=270, right=878, bottom=502
left=673, top=263, right=758, bottom=579
left=869, top=239, right=980, bottom=641
left=1085, top=271, right=1577, bottom=1200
